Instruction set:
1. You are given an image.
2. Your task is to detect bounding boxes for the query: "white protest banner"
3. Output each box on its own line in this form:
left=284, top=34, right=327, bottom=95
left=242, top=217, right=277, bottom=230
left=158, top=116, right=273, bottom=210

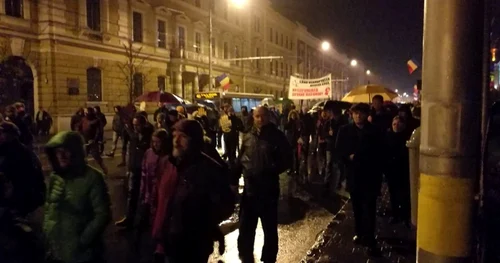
left=288, top=74, right=332, bottom=100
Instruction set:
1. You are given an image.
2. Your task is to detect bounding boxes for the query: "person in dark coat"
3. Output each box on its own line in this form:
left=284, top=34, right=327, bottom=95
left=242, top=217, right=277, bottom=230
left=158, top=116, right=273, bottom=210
left=232, top=106, right=292, bottom=263
left=106, top=105, right=123, bottom=157
left=369, top=95, right=392, bottom=131
left=222, top=107, right=243, bottom=167
left=164, top=120, right=228, bottom=263
left=240, top=106, right=252, bottom=133
left=71, top=108, right=85, bottom=131
left=299, top=106, right=315, bottom=182
left=115, top=114, right=154, bottom=228
left=285, top=109, right=301, bottom=175
left=385, top=116, right=411, bottom=225
left=323, top=101, right=348, bottom=195
left=35, top=106, right=52, bottom=136
left=398, top=104, right=420, bottom=134
left=94, top=106, right=107, bottom=154
left=335, top=103, right=384, bottom=255
left=0, top=121, right=45, bottom=263
left=5, top=104, right=33, bottom=149
left=80, top=107, right=107, bottom=174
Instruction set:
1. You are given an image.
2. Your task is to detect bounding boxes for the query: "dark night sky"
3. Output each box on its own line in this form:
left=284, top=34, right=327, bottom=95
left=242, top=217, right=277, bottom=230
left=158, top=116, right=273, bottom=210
left=270, top=0, right=425, bottom=93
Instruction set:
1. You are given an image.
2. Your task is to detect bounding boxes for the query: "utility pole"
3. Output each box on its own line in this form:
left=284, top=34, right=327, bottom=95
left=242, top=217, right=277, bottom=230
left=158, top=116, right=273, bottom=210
left=417, top=1, right=485, bottom=263
left=208, top=0, right=213, bottom=91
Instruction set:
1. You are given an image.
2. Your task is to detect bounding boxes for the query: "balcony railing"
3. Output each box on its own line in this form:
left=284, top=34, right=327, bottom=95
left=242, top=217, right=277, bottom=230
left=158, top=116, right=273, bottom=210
left=170, top=48, right=230, bottom=68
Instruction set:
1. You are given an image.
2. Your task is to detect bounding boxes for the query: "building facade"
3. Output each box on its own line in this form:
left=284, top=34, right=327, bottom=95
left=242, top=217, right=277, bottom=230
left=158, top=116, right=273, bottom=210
left=0, top=0, right=366, bottom=132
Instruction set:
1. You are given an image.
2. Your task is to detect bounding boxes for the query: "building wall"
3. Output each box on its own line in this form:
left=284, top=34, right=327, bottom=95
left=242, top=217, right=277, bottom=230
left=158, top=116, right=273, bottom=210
left=0, top=0, right=365, bottom=132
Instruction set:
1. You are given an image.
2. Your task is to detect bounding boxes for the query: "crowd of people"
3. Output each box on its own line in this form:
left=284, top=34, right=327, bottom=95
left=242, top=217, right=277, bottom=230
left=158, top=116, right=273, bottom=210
left=0, top=95, right=420, bottom=262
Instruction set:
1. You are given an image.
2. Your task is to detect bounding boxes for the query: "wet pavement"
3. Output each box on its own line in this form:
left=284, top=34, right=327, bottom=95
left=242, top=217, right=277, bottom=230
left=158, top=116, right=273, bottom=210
left=33, top=152, right=343, bottom=263
left=302, top=185, right=416, bottom=263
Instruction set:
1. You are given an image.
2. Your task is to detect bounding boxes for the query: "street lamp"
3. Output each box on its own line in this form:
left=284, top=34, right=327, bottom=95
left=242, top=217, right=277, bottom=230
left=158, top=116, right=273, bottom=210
left=350, top=59, right=358, bottom=67
left=230, top=0, right=248, bottom=8
left=366, top=70, right=371, bottom=75
left=321, top=41, right=330, bottom=51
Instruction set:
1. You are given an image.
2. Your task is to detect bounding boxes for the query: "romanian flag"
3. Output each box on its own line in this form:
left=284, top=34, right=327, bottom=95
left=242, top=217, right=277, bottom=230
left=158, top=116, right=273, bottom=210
left=407, top=59, right=419, bottom=75
left=216, top=73, right=231, bottom=90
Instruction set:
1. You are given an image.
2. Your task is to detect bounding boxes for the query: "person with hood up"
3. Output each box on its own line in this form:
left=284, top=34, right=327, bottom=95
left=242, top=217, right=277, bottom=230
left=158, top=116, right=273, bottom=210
left=43, top=131, right=111, bottom=263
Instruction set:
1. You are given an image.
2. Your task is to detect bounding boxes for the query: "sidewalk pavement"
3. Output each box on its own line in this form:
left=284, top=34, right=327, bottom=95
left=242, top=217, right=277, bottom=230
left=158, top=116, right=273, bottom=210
left=303, top=185, right=416, bottom=263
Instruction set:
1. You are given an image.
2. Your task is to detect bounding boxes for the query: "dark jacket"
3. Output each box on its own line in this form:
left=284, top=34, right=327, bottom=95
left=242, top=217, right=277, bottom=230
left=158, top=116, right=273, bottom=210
left=299, top=112, right=315, bottom=138
left=385, top=129, right=411, bottom=169
left=43, top=131, right=111, bottom=263
left=233, top=123, right=291, bottom=199
left=0, top=139, right=45, bottom=216
left=36, top=110, right=52, bottom=127
left=325, top=116, right=348, bottom=152
left=80, top=116, right=101, bottom=143
left=71, top=112, right=84, bottom=131
left=11, top=115, right=33, bottom=147
left=165, top=152, right=227, bottom=254
left=284, top=119, right=301, bottom=147
left=111, top=111, right=123, bottom=134
left=335, top=122, right=384, bottom=192
left=125, top=124, right=153, bottom=170
left=370, top=108, right=393, bottom=132
left=240, top=112, right=252, bottom=133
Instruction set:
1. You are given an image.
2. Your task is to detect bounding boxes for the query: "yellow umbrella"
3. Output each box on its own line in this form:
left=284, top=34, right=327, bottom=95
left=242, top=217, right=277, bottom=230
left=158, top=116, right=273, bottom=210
left=341, top=84, right=398, bottom=103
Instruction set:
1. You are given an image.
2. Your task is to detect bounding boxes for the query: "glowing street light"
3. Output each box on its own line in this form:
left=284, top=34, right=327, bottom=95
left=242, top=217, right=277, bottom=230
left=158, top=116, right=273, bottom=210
left=350, top=59, right=358, bottom=67
left=395, top=89, right=399, bottom=93
left=366, top=70, right=371, bottom=75
left=321, top=41, right=330, bottom=51
left=230, top=0, right=248, bottom=8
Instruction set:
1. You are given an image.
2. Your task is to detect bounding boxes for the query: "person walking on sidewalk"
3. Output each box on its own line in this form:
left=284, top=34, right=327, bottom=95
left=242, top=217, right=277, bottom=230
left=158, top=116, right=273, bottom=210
left=335, top=103, right=384, bottom=255
left=232, top=106, right=291, bottom=263
left=115, top=114, right=153, bottom=228
left=106, top=105, right=124, bottom=158
left=43, top=131, right=111, bottom=263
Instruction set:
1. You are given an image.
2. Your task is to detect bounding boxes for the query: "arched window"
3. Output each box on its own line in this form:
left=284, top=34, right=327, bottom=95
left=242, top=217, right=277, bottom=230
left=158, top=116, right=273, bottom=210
left=133, top=73, right=144, bottom=98
left=87, top=67, right=102, bottom=101
left=5, top=0, right=22, bottom=18
left=86, top=0, right=100, bottom=31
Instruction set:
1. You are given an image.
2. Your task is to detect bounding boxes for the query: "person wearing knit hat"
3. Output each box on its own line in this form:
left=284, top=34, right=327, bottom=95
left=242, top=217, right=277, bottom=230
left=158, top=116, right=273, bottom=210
left=172, top=119, right=204, bottom=158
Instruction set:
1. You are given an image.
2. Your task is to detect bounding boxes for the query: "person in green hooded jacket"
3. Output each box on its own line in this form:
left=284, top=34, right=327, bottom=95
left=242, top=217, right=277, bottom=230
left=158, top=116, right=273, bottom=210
left=43, top=131, right=111, bottom=263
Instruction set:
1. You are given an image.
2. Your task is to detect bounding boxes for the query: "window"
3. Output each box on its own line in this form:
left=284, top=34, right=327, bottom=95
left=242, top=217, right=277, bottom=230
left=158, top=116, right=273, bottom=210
left=280, top=62, right=283, bottom=77
left=289, top=65, right=293, bottom=76
left=234, top=45, right=240, bottom=66
left=87, top=68, right=102, bottom=101
left=133, top=73, right=144, bottom=98
left=158, top=76, right=166, bottom=92
left=157, top=20, right=166, bottom=48
left=5, top=0, right=22, bottom=18
left=269, top=60, right=273, bottom=75
left=256, top=48, right=260, bottom=69
left=274, top=61, right=278, bottom=76
left=86, top=0, right=100, bottom=31
left=286, top=36, right=289, bottom=49
left=178, top=26, right=185, bottom=49
left=195, top=32, right=201, bottom=53
left=280, top=34, right=283, bottom=46
left=132, top=12, right=143, bottom=43
left=211, top=37, right=216, bottom=57
left=285, top=63, right=288, bottom=77
left=269, top=28, right=273, bottom=42
left=195, top=0, right=201, bottom=8
left=275, top=32, right=278, bottom=44
left=223, top=42, right=229, bottom=59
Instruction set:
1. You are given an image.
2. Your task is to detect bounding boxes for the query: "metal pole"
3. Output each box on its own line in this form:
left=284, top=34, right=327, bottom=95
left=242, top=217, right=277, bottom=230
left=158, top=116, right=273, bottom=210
left=208, top=2, right=213, bottom=91
left=417, top=1, right=484, bottom=262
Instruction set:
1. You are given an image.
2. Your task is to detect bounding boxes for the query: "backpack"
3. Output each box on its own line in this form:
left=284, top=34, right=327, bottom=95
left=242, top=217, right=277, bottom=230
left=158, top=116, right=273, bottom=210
left=202, top=153, right=236, bottom=223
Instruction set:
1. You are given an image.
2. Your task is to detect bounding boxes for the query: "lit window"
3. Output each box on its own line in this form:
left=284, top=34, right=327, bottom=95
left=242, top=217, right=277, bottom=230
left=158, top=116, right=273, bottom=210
left=157, top=20, right=166, bottom=48
left=158, top=76, right=166, bottom=92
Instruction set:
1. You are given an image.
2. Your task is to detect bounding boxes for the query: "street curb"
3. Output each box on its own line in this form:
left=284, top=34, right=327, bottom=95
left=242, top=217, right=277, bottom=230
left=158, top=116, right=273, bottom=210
left=301, top=197, right=350, bottom=263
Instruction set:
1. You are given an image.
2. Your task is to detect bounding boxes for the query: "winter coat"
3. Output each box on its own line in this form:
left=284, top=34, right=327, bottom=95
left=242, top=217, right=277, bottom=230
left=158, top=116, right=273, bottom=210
left=151, top=156, right=178, bottom=241
left=299, top=112, right=315, bottom=138
left=140, top=149, right=160, bottom=216
left=0, top=139, right=45, bottom=216
left=164, top=152, right=226, bottom=255
left=43, top=131, right=111, bottom=263
left=111, top=112, right=123, bottom=134
left=125, top=124, right=153, bottom=170
left=316, top=119, right=328, bottom=144
left=325, top=116, right=348, bottom=152
left=385, top=129, right=411, bottom=172
left=233, top=123, right=292, bottom=199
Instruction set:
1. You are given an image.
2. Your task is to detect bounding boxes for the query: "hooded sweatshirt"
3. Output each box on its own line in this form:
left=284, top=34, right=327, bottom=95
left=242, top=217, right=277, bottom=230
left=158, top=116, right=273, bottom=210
left=43, top=131, right=111, bottom=263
